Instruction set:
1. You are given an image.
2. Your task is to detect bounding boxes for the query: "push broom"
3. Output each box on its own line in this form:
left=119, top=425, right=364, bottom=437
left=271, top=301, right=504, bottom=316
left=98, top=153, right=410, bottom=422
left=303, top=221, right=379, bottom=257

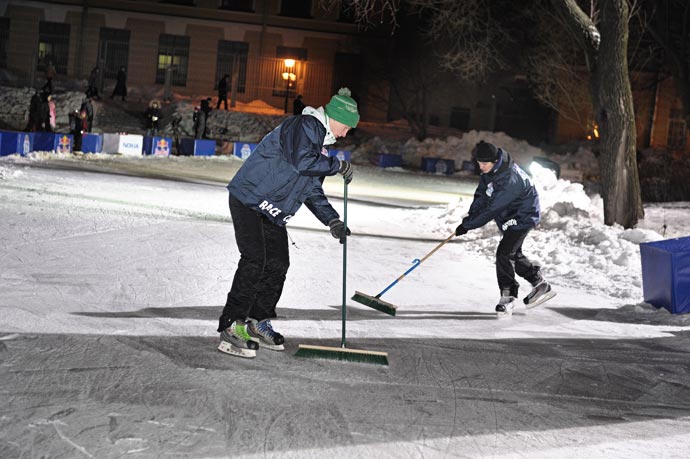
left=295, top=180, right=389, bottom=365
left=351, top=233, right=455, bottom=316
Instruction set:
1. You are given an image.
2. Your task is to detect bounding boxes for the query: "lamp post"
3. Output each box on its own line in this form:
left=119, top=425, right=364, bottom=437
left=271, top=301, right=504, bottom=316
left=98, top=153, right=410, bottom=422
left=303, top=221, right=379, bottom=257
left=282, top=58, right=296, bottom=114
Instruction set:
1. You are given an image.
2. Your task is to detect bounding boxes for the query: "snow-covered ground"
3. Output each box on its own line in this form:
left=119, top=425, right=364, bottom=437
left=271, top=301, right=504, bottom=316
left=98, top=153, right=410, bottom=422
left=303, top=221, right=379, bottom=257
left=2, top=138, right=690, bottom=457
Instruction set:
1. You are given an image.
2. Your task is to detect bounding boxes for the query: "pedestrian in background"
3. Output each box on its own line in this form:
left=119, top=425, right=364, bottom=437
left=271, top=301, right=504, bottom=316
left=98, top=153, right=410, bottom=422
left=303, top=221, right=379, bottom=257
left=216, top=74, right=229, bottom=110
left=195, top=97, right=212, bottom=139
left=293, top=94, right=305, bottom=115
left=81, top=95, right=94, bottom=133
left=216, top=87, right=358, bottom=359
left=24, top=90, right=42, bottom=132
left=145, top=99, right=162, bottom=137
left=43, top=60, right=56, bottom=94
left=47, top=94, right=56, bottom=131
left=111, top=66, right=127, bottom=101
left=87, top=66, right=100, bottom=99
left=69, top=109, right=87, bottom=152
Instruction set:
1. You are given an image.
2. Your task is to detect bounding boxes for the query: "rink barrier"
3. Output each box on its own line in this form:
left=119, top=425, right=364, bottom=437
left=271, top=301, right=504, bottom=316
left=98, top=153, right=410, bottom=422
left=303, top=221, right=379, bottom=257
left=81, top=133, right=103, bottom=153
left=0, top=130, right=33, bottom=156
left=372, top=153, right=402, bottom=168
left=421, top=157, right=455, bottom=175
left=233, top=142, right=258, bottom=159
left=640, top=236, right=690, bottom=314
left=329, top=149, right=351, bottom=161
left=180, top=138, right=216, bottom=156
left=143, top=136, right=172, bottom=156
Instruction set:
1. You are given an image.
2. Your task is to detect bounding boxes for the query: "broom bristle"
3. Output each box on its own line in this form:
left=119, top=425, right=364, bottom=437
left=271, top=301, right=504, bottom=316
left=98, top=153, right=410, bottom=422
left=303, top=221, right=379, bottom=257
left=295, top=344, right=389, bottom=365
left=351, top=291, right=397, bottom=316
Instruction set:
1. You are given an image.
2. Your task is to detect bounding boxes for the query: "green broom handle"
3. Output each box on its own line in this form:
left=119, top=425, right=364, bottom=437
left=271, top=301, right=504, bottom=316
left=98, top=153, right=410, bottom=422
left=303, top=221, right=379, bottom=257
left=341, top=180, right=348, bottom=348
left=375, top=233, right=455, bottom=298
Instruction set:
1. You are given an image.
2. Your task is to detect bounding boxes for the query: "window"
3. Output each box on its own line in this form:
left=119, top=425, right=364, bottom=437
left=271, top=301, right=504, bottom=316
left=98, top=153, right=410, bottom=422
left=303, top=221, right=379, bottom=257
left=38, top=21, right=70, bottom=74
left=667, top=109, right=687, bottom=151
left=220, top=0, right=254, bottom=12
left=280, top=0, right=311, bottom=18
left=0, top=18, right=9, bottom=69
left=216, top=40, right=249, bottom=93
left=156, top=34, right=190, bottom=86
left=273, top=47, right=307, bottom=97
left=450, top=107, right=470, bottom=130
left=98, top=28, right=130, bottom=79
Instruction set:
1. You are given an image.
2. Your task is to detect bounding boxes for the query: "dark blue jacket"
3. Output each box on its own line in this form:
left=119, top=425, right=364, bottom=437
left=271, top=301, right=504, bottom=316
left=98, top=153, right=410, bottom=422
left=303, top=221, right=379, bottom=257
left=462, top=149, right=540, bottom=232
left=227, top=114, right=341, bottom=226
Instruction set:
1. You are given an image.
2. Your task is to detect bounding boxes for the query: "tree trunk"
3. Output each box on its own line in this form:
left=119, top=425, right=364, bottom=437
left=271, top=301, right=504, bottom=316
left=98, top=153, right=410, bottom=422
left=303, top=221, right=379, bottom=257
left=552, top=0, right=643, bottom=228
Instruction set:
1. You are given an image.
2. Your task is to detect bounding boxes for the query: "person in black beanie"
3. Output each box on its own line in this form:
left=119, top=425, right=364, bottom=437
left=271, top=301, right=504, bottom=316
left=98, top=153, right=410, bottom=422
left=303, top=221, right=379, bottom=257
left=454, top=140, right=555, bottom=318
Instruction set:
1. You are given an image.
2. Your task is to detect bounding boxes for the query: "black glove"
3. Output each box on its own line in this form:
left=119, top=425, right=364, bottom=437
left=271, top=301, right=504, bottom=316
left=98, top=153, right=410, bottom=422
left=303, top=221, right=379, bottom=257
left=455, top=224, right=468, bottom=236
left=338, top=160, right=353, bottom=185
left=329, top=219, right=351, bottom=243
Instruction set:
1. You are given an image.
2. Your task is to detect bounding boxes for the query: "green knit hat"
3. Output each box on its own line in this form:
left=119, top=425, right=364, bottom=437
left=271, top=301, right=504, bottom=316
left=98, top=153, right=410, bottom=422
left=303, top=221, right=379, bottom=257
left=325, top=87, right=360, bottom=128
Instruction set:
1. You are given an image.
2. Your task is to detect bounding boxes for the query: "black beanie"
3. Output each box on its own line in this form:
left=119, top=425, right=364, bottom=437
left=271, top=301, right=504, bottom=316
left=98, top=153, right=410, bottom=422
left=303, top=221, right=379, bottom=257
left=474, top=141, right=498, bottom=162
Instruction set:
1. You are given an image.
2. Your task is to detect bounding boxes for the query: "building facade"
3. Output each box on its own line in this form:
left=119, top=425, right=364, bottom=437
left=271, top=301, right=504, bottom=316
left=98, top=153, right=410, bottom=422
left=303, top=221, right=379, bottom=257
left=0, top=0, right=391, bottom=119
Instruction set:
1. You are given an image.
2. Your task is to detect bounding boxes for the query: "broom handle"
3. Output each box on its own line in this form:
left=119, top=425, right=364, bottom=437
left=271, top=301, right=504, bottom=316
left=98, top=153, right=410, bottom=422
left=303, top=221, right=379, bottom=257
left=341, top=181, right=348, bottom=348
left=375, top=233, right=455, bottom=299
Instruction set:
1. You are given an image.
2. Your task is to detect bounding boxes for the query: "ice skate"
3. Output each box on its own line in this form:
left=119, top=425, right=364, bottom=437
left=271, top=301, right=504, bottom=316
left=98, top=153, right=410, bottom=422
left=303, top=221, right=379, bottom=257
left=248, top=318, right=285, bottom=351
left=523, top=276, right=556, bottom=308
left=218, top=320, right=259, bottom=358
left=496, top=289, right=516, bottom=319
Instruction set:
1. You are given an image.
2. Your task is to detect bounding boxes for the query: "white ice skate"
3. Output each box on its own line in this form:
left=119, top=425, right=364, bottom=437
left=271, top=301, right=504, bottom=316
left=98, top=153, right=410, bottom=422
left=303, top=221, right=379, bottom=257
left=218, top=320, right=259, bottom=358
left=523, top=280, right=556, bottom=309
left=496, top=290, right=516, bottom=319
left=247, top=318, right=285, bottom=351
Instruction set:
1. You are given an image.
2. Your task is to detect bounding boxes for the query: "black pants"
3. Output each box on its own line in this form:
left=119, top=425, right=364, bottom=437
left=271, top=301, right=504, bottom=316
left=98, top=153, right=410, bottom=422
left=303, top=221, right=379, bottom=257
left=217, top=194, right=290, bottom=332
left=495, top=228, right=541, bottom=296
left=216, top=96, right=227, bottom=110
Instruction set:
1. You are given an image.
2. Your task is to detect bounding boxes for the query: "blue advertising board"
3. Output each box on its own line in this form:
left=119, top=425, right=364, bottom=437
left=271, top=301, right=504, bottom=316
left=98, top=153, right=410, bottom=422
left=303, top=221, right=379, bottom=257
left=143, top=137, right=172, bottom=156
left=328, top=149, right=351, bottom=161
left=233, top=142, right=258, bottom=160
left=81, top=133, right=103, bottom=153
left=0, top=131, right=33, bottom=157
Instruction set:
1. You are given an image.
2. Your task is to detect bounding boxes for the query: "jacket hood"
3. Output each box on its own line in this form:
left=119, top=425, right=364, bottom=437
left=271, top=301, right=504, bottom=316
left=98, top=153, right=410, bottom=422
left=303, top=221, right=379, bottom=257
left=301, top=106, right=337, bottom=145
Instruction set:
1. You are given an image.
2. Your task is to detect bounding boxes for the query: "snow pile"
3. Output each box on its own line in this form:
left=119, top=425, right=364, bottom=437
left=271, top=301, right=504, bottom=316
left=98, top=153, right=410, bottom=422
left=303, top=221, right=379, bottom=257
left=0, top=164, right=22, bottom=180
left=0, top=86, right=89, bottom=132
left=430, top=164, right=661, bottom=300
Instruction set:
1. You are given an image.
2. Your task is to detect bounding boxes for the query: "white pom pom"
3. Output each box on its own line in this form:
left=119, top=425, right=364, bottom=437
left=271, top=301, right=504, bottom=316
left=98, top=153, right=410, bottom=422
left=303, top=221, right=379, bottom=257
left=337, top=87, right=352, bottom=97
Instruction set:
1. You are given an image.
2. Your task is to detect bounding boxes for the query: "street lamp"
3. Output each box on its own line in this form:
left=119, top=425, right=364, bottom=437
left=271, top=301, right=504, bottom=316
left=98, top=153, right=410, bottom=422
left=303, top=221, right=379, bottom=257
left=282, top=58, right=296, bottom=114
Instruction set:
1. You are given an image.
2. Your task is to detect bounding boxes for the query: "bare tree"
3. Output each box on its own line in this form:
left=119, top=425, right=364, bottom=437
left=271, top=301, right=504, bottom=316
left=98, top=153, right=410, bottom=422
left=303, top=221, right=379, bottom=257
left=316, top=0, right=401, bottom=28
left=527, top=9, right=593, bottom=129
left=320, top=0, right=644, bottom=227
left=550, top=0, right=643, bottom=228
left=639, top=0, right=690, bottom=130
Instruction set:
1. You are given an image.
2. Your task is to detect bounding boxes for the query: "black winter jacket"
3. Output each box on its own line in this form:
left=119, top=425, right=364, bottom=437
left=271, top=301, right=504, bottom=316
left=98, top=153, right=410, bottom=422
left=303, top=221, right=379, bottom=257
left=227, top=114, right=341, bottom=226
left=461, top=149, right=541, bottom=233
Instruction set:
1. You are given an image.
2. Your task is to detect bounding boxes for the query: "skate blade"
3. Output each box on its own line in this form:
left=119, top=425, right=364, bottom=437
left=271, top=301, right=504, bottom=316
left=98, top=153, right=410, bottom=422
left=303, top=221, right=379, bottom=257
left=496, top=310, right=513, bottom=320
left=525, top=291, right=557, bottom=309
left=218, top=341, right=257, bottom=358
left=249, top=338, right=285, bottom=352
left=496, top=304, right=515, bottom=319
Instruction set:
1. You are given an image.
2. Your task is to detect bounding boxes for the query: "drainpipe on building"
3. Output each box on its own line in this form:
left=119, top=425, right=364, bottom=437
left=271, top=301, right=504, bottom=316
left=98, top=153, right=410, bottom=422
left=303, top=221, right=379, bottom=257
left=76, top=0, right=89, bottom=79
left=257, top=0, right=268, bottom=101
left=230, top=54, right=238, bottom=108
